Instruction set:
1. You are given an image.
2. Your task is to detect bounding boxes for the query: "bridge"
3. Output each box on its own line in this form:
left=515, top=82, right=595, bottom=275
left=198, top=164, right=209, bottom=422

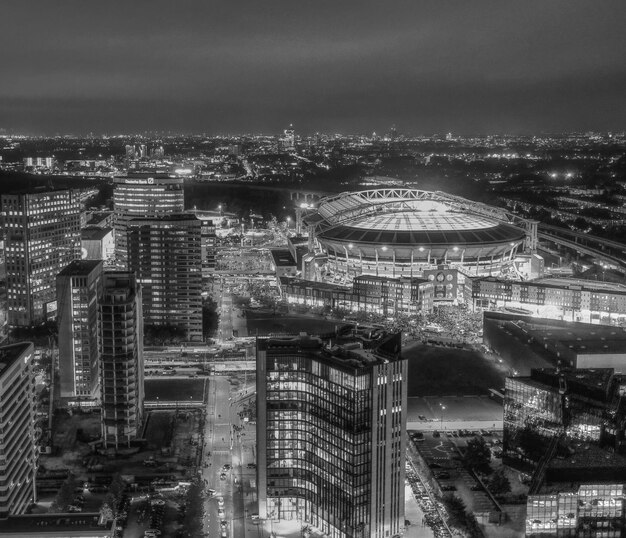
left=538, top=224, right=626, bottom=270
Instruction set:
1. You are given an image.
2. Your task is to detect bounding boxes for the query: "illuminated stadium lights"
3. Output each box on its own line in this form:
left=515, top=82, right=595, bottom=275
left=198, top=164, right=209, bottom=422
left=303, top=188, right=530, bottom=280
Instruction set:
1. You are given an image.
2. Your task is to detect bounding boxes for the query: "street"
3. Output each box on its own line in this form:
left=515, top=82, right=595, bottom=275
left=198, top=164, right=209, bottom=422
left=201, top=375, right=257, bottom=538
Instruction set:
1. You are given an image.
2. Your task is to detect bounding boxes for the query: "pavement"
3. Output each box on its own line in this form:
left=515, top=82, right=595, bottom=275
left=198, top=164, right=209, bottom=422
left=404, top=484, right=435, bottom=538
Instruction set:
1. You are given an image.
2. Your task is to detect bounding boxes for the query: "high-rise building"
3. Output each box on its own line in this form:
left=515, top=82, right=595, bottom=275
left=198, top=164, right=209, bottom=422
left=281, top=125, right=295, bottom=152
left=127, top=214, right=203, bottom=341
left=112, top=176, right=184, bottom=268
left=191, top=210, right=218, bottom=278
left=0, top=342, right=37, bottom=518
left=1, top=190, right=81, bottom=327
left=503, top=368, right=626, bottom=475
left=256, top=333, right=406, bottom=538
left=99, top=272, right=144, bottom=449
left=56, top=260, right=104, bottom=403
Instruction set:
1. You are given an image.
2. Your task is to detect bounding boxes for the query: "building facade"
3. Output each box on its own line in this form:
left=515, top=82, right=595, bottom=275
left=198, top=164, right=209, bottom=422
left=0, top=343, right=36, bottom=518
left=112, top=176, right=184, bottom=267
left=127, top=214, right=203, bottom=342
left=257, top=333, right=406, bottom=538
left=279, top=275, right=434, bottom=316
left=81, top=227, right=114, bottom=265
left=56, top=260, right=104, bottom=403
left=352, top=275, right=434, bottom=315
left=99, top=272, right=144, bottom=449
left=472, top=277, right=626, bottom=324
left=503, top=368, right=625, bottom=474
left=527, top=484, right=626, bottom=537
left=1, top=190, right=81, bottom=326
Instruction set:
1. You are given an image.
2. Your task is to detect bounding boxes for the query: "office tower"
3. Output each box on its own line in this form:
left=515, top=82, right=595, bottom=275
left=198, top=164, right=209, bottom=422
left=192, top=211, right=218, bottom=278
left=81, top=226, right=115, bottom=265
left=124, top=144, right=135, bottom=159
left=99, top=272, right=144, bottom=449
left=0, top=343, right=37, bottom=518
left=112, top=176, right=184, bottom=267
left=256, top=333, right=406, bottom=538
left=282, top=125, right=295, bottom=152
left=127, top=214, right=203, bottom=341
left=1, top=190, right=81, bottom=327
left=503, top=368, right=626, bottom=475
left=56, top=260, right=104, bottom=403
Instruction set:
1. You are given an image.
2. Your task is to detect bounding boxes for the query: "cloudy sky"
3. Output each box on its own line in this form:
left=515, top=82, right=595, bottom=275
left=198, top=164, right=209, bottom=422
left=1, top=1, right=625, bottom=135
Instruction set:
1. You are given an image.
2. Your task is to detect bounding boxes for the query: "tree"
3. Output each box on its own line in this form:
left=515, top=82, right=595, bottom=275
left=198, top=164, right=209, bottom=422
left=104, top=473, right=126, bottom=515
left=182, top=478, right=205, bottom=537
left=50, top=473, right=78, bottom=512
left=99, top=502, right=114, bottom=523
left=487, top=468, right=512, bottom=495
left=464, top=436, right=492, bottom=473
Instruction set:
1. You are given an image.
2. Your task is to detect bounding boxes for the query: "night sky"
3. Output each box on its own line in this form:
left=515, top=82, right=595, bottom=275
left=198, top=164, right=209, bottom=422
left=2, top=1, right=626, bottom=135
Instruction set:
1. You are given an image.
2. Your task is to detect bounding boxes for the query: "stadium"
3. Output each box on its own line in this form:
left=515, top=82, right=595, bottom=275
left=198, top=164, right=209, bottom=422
left=302, top=189, right=534, bottom=281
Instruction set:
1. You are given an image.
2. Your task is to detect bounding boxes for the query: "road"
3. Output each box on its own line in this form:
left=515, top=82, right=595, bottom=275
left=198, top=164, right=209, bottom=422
left=216, top=279, right=248, bottom=341
left=202, top=375, right=257, bottom=538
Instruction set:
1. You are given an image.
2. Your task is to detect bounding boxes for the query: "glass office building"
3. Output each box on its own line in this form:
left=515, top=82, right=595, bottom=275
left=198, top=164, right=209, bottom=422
left=527, top=485, right=625, bottom=537
left=504, top=368, right=618, bottom=473
left=113, top=177, right=184, bottom=267
left=257, top=333, right=406, bottom=538
left=56, top=260, right=104, bottom=403
left=1, top=190, right=81, bottom=326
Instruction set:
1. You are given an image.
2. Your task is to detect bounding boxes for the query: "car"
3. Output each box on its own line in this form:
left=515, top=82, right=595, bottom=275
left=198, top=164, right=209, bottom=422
left=223, top=464, right=232, bottom=470
left=250, top=513, right=260, bottom=520
left=220, top=473, right=227, bottom=480
left=418, top=415, right=427, bottom=421
left=220, top=520, right=228, bottom=528
left=247, top=463, right=256, bottom=468
left=218, top=508, right=225, bottom=517
left=217, top=497, right=224, bottom=507
left=221, top=531, right=228, bottom=538
left=207, top=488, right=216, bottom=497
left=67, top=505, right=82, bottom=512
left=432, top=430, right=440, bottom=438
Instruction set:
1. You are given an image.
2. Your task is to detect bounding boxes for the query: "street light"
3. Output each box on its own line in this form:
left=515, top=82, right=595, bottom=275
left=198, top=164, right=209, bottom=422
left=440, top=404, right=446, bottom=429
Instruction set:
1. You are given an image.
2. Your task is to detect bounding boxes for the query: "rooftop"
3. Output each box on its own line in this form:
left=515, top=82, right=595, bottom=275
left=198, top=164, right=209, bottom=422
left=0, top=513, right=112, bottom=536
left=0, top=342, right=33, bottom=376
left=85, top=211, right=113, bottom=226
left=128, top=213, right=200, bottom=224
left=260, top=332, right=403, bottom=372
left=81, top=226, right=112, bottom=241
left=57, top=259, right=103, bottom=277
left=270, top=249, right=297, bottom=267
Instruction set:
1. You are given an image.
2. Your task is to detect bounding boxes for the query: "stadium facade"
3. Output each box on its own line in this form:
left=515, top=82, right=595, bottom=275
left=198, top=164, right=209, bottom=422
left=303, top=189, right=536, bottom=282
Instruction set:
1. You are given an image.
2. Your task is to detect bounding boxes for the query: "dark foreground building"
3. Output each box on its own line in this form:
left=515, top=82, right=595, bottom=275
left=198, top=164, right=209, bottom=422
left=0, top=343, right=36, bottom=518
left=99, top=272, right=144, bottom=449
left=504, top=368, right=626, bottom=476
left=256, top=332, right=406, bottom=538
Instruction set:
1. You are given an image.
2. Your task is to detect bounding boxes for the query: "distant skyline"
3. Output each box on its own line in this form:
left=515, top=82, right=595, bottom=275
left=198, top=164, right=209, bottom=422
left=1, top=1, right=626, bottom=135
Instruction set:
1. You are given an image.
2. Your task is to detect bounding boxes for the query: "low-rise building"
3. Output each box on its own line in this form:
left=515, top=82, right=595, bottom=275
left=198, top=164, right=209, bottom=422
left=473, top=276, right=626, bottom=324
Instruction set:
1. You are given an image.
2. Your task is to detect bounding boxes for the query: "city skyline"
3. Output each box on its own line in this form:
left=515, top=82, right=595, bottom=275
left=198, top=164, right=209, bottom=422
left=1, top=1, right=626, bottom=135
